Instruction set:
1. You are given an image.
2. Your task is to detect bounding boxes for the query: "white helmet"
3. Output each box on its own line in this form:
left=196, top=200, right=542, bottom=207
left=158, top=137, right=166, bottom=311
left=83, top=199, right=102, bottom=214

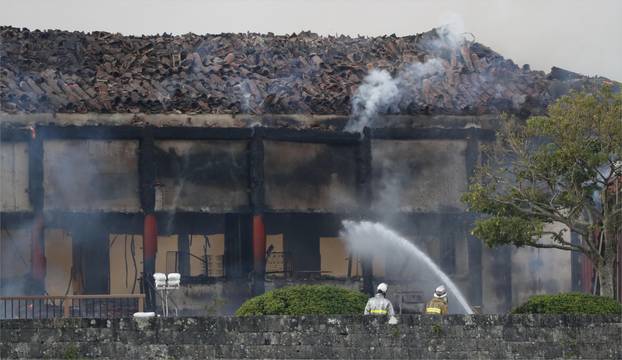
left=377, top=283, right=388, bottom=294
left=434, top=285, right=447, bottom=298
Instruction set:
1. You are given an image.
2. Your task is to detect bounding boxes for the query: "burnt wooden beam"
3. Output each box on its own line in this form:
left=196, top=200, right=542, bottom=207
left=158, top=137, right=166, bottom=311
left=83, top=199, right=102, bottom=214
left=37, top=125, right=141, bottom=139
left=224, top=213, right=252, bottom=279
left=71, top=228, right=110, bottom=294
left=139, top=128, right=156, bottom=213
left=371, top=127, right=495, bottom=141
left=249, top=128, right=265, bottom=213
left=263, top=213, right=344, bottom=233
left=8, top=124, right=496, bottom=143
left=28, top=129, right=44, bottom=212
left=152, top=127, right=252, bottom=140
left=0, top=126, right=31, bottom=141
left=43, top=211, right=144, bottom=233
left=139, top=127, right=157, bottom=309
left=178, top=234, right=190, bottom=276
left=31, top=125, right=357, bottom=142
left=281, top=216, right=321, bottom=274
left=28, top=210, right=478, bottom=225
left=0, top=212, right=35, bottom=227
left=465, top=127, right=482, bottom=180
left=154, top=212, right=225, bottom=235
left=356, top=127, right=372, bottom=210
left=261, top=127, right=359, bottom=144
left=439, top=215, right=457, bottom=276
left=357, top=127, right=374, bottom=295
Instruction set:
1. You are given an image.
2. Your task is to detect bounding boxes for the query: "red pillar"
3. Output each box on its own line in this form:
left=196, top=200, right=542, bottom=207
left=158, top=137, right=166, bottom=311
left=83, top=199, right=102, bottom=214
left=252, top=214, right=266, bottom=294
left=30, top=214, right=46, bottom=294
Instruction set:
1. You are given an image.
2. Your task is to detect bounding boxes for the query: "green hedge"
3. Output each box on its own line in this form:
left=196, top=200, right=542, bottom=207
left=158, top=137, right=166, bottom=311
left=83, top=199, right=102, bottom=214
left=236, top=285, right=368, bottom=316
left=512, top=293, right=622, bottom=315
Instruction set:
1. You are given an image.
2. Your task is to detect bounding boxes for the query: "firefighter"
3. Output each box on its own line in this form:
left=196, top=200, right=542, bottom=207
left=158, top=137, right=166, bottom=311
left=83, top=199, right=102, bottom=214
left=425, top=285, right=449, bottom=315
left=364, top=283, right=395, bottom=318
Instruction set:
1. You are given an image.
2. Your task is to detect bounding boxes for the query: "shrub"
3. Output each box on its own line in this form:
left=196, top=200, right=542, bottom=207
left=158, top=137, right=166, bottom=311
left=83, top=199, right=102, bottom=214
left=236, top=285, right=368, bottom=316
left=511, top=293, right=622, bottom=315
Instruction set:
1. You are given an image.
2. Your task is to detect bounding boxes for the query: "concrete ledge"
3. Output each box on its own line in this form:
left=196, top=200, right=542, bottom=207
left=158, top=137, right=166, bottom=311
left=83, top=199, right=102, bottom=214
left=1, top=315, right=620, bottom=359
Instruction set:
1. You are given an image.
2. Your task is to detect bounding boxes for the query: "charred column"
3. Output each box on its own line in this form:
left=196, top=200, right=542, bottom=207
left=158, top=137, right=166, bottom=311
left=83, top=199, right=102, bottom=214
left=71, top=223, right=110, bottom=294
left=178, top=233, right=190, bottom=276
left=139, top=128, right=157, bottom=310
left=224, top=214, right=252, bottom=279
left=358, top=127, right=374, bottom=296
left=28, top=127, right=46, bottom=294
left=249, top=128, right=266, bottom=295
left=29, top=215, right=46, bottom=294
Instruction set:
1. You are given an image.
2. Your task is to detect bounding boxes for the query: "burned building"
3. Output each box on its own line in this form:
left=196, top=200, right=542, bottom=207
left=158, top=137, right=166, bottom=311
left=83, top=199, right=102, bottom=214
left=0, top=26, right=609, bottom=314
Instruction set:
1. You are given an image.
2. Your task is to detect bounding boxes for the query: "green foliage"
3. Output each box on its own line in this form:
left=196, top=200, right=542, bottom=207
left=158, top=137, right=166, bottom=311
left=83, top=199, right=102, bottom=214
left=235, top=285, right=368, bottom=316
left=391, top=326, right=401, bottom=337
left=471, top=216, right=545, bottom=248
left=511, top=293, right=622, bottom=315
left=431, top=323, right=444, bottom=336
left=462, top=87, right=622, bottom=296
left=63, top=344, right=79, bottom=360
left=462, top=88, right=621, bottom=250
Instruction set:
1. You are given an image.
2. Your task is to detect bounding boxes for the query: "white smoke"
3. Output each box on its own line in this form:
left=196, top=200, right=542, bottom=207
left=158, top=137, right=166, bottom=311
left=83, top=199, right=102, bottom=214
left=346, top=69, right=399, bottom=132
left=345, top=18, right=467, bottom=133
left=436, top=12, right=466, bottom=48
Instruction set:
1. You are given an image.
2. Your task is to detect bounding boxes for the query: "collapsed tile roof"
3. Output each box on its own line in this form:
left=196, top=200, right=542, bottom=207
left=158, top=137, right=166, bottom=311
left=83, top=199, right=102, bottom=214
left=0, top=26, right=612, bottom=117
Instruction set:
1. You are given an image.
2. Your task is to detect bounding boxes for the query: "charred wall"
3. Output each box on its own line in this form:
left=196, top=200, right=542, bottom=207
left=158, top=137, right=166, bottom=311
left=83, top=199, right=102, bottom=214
left=0, top=118, right=572, bottom=313
left=154, top=140, right=248, bottom=212
left=263, top=141, right=358, bottom=211
left=371, top=139, right=468, bottom=213
left=43, top=140, right=140, bottom=212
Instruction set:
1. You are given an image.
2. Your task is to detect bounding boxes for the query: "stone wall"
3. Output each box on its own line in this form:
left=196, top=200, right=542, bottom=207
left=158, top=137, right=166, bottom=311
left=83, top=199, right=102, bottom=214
left=1, top=315, right=620, bottom=359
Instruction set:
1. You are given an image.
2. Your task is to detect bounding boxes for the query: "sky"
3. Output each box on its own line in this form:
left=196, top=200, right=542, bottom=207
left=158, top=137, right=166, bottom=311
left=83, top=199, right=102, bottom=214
left=1, top=0, right=621, bottom=80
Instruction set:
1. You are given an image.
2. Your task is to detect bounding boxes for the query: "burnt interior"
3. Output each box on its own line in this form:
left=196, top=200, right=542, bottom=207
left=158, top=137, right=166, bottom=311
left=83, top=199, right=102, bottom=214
left=0, top=123, right=510, bottom=313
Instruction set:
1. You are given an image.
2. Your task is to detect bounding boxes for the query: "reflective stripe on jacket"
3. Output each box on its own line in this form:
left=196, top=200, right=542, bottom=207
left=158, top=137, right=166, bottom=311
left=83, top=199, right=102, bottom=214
left=364, top=293, right=395, bottom=316
left=425, top=297, right=448, bottom=315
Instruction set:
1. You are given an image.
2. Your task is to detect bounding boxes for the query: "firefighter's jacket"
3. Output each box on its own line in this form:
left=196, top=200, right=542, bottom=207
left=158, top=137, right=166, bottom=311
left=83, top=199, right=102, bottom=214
left=425, top=297, right=448, bottom=315
left=364, top=293, right=395, bottom=316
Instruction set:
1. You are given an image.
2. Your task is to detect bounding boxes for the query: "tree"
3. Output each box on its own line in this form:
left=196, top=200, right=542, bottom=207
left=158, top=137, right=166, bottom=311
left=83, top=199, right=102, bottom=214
left=462, top=87, right=622, bottom=298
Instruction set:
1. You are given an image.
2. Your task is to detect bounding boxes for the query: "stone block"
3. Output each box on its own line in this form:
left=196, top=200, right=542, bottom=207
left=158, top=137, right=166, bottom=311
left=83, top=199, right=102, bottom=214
left=2, top=314, right=620, bottom=359
left=510, top=341, right=543, bottom=359
left=166, top=344, right=216, bottom=359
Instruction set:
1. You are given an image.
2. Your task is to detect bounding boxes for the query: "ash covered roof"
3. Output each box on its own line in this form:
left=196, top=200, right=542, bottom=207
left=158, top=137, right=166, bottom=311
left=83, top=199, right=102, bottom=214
left=0, top=26, right=612, bottom=117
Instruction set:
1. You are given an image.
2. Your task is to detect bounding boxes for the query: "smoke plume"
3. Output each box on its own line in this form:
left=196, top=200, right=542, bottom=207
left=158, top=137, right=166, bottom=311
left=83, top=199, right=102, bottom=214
left=345, top=19, right=467, bottom=132
left=346, top=69, right=400, bottom=132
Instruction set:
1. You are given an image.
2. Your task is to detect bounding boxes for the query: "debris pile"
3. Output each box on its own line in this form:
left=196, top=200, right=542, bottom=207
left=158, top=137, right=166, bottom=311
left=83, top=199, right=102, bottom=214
left=0, top=26, right=611, bottom=116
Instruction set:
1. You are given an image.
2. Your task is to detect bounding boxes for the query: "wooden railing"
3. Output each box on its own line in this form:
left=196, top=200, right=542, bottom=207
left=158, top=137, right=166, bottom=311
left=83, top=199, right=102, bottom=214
left=0, top=294, right=144, bottom=319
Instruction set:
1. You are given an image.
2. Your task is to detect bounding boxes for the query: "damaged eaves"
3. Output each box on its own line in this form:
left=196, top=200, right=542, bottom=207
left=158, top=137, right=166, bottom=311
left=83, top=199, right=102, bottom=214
left=0, top=113, right=502, bottom=133
left=1, top=26, right=614, bottom=116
